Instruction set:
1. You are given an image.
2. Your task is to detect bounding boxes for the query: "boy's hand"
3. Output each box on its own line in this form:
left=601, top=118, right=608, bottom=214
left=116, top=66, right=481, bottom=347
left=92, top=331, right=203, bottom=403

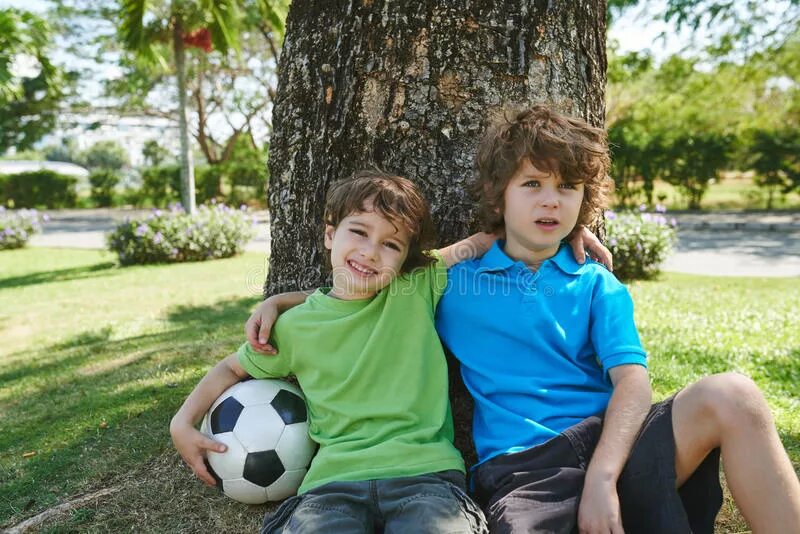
left=577, top=478, right=624, bottom=534
left=569, top=226, right=613, bottom=271
left=246, top=299, right=279, bottom=355
left=170, top=420, right=227, bottom=486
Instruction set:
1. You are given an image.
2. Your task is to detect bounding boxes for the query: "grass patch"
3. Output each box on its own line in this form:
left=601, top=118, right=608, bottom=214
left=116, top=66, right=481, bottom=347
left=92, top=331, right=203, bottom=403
left=1, top=249, right=797, bottom=532
left=616, top=175, right=800, bottom=211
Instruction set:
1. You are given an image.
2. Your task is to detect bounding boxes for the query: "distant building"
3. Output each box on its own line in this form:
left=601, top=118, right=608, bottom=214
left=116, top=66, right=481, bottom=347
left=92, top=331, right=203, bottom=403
left=42, top=112, right=180, bottom=167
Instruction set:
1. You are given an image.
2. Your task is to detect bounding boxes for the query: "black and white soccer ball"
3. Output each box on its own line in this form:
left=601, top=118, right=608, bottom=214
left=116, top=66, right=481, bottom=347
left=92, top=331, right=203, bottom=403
left=201, top=379, right=316, bottom=504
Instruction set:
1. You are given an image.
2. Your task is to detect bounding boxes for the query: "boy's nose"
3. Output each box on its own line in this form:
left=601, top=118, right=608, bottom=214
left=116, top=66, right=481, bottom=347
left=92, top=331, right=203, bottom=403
left=540, top=191, right=559, bottom=208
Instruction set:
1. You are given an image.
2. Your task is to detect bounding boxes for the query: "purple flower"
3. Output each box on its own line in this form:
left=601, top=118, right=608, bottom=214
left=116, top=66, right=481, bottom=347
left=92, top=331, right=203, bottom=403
left=655, top=203, right=667, bottom=213
left=610, top=238, right=618, bottom=247
left=0, top=206, right=5, bottom=213
left=604, top=210, right=616, bottom=220
left=641, top=213, right=652, bottom=222
left=670, top=218, right=678, bottom=227
left=240, top=204, right=248, bottom=211
left=211, top=198, right=217, bottom=205
left=5, top=228, right=15, bottom=236
left=656, top=215, right=667, bottom=225
left=638, top=203, right=647, bottom=212
left=636, top=243, right=643, bottom=251
left=153, top=232, right=163, bottom=244
left=135, top=224, right=148, bottom=237
left=153, top=209, right=163, bottom=217
left=170, top=247, right=179, bottom=256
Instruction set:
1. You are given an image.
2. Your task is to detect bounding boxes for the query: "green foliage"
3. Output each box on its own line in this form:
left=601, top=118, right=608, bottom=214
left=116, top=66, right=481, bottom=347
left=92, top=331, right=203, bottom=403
left=605, top=208, right=677, bottom=281
left=746, top=128, right=800, bottom=209
left=0, top=170, right=78, bottom=208
left=660, top=132, right=733, bottom=210
left=82, top=140, right=129, bottom=171
left=107, top=203, right=255, bottom=265
left=142, top=139, right=172, bottom=167
left=89, top=169, right=122, bottom=207
left=0, top=9, right=74, bottom=154
left=0, top=207, right=42, bottom=249
left=137, top=164, right=182, bottom=206
left=44, top=138, right=81, bottom=164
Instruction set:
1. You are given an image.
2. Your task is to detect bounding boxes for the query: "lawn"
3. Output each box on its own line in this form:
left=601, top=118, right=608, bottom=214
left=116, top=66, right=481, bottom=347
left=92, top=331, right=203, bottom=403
left=615, top=175, right=800, bottom=211
left=1, top=248, right=798, bottom=532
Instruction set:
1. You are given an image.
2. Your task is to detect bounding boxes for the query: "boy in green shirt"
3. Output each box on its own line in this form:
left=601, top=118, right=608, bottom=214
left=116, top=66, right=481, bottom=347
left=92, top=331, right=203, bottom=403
left=172, top=169, right=608, bottom=533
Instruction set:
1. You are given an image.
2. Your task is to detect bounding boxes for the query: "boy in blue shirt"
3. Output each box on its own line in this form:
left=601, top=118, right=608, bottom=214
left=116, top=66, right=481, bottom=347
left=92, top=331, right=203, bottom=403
left=435, top=106, right=800, bottom=533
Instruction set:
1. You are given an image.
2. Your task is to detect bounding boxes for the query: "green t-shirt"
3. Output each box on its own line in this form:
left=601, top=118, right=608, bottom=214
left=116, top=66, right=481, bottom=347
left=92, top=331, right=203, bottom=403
left=237, top=254, right=463, bottom=494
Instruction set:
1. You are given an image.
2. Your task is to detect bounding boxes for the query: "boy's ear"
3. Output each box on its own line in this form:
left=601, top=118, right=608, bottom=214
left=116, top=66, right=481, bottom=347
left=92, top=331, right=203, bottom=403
left=324, top=224, right=335, bottom=250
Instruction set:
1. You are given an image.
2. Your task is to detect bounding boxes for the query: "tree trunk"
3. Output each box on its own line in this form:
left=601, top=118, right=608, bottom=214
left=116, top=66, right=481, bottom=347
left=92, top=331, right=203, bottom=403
left=266, top=0, right=607, bottom=295
left=265, top=0, right=608, bottom=463
left=173, top=17, right=197, bottom=215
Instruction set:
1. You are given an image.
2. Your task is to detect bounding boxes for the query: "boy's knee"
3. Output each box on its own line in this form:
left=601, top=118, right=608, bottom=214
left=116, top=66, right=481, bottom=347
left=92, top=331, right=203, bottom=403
left=691, top=372, right=771, bottom=431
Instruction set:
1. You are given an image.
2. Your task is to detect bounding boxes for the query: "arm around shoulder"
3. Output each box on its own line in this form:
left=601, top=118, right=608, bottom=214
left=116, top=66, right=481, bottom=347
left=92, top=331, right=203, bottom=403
left=437, top=232, right=498, bottom=268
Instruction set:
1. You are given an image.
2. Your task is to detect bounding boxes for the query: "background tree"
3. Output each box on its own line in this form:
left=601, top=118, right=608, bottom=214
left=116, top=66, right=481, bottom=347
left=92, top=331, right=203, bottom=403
left=0, top=8, right=74, bottom=155
left=117, top=0, right=274, bottom=214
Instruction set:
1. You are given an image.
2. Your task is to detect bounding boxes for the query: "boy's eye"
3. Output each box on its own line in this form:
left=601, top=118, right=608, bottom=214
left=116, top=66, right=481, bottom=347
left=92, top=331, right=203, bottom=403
left=522, top=180, right=540, bottom=188
left=349, top=228, right=367, bottom=236
left=559, top=183, right=577, bottom=190
left=384, top=242, right=401, bottom=251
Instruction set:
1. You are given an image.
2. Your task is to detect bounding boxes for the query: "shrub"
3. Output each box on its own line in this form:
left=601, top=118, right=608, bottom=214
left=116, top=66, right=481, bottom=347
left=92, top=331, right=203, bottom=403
left=107, top=202, right=256, bottom=265
left=605, top=206, right=677, bottom=280
left=0, top=170, right=78, bottom=208
left=138, top=164, right=181, bottom=206
left=89, top=169, right=121, bottom=207
left=0, top=207, right=43, bottom=250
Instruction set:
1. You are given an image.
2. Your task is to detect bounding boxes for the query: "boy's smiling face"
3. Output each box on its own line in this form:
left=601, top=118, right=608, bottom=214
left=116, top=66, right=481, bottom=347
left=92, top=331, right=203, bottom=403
left=502, top=158, right=584, bottom=265
left=324, top=201, right=411, bottom=300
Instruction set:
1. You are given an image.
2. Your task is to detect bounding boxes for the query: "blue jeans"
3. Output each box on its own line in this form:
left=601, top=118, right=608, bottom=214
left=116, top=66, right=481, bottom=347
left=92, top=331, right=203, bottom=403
left=261, top=470, right=487, bottom=533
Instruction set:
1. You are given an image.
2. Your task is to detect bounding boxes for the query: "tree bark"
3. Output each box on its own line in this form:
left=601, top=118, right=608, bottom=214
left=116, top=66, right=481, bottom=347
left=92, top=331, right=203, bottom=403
left=266, top=0, right=607, bottom=295
left=173, top=16, right=197, bottom=215
left=265, top=0, right=608, bottom=463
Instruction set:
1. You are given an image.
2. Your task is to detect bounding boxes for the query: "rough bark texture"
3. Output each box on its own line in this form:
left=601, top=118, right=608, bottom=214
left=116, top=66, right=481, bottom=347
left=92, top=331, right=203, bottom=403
left=267, top=0, right=607, bottom=294
left=266, top=0, right=607, bottom=465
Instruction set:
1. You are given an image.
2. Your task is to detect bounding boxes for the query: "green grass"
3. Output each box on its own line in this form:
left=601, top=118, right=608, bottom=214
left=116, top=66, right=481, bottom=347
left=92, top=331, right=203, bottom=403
left=617, top=176, right=800, bottom=211
left=1, top=248, right=798, bottom=532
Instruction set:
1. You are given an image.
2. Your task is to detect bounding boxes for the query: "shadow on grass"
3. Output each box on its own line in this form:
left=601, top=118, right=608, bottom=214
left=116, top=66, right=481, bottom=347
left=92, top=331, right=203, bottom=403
left=0, top=296, right=264, bottom=525
left=0, top=262, right=117, bottom=290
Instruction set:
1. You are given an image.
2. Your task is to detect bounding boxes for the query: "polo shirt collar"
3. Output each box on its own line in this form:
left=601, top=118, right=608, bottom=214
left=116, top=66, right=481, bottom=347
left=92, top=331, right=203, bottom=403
left=478, top=241, right=585, bottom=275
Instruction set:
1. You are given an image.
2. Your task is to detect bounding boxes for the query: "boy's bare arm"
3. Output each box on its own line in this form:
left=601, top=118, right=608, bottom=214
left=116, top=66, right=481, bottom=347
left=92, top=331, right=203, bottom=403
left=578, top=364, right=651, bottom=534
left=437, top=232, right=498, bottom=268
left=170, top=354, right=251, bottom=485
left=246, top=291, right=313, bottom=353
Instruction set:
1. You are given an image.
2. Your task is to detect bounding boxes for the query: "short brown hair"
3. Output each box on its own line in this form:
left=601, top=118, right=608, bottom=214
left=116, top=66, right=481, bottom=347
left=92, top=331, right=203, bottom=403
left=323, top=169, right=437, bottom=273
left=474, top=105, right=611, bottom=234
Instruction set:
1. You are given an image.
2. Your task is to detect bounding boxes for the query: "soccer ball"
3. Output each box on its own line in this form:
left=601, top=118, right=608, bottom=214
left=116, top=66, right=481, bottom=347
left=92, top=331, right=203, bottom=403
left=201, top=379, right=316, bottom=504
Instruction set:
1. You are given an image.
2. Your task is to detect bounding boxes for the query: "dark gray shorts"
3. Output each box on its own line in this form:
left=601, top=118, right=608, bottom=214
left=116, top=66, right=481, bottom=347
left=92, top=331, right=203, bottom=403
left=261, top=470, right=488, bottom=534
left=472, top=396, right=723, bottom=534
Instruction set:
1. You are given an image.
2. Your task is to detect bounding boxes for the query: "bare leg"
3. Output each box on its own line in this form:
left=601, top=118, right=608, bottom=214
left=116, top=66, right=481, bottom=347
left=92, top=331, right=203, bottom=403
left=671, top=372, right=800, bottom=533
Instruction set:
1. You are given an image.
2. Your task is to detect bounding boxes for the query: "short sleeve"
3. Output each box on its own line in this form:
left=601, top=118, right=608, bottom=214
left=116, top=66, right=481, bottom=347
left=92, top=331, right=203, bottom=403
left=408, top=250, right=448, bottom=309
left=589, top=273, right=647, bottom=377
left=236, top=321, right=294, bottom=378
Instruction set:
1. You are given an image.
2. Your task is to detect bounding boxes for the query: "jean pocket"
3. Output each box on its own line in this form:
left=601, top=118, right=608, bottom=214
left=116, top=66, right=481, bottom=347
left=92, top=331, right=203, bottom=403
left=260, top=494, right=303, bottom=534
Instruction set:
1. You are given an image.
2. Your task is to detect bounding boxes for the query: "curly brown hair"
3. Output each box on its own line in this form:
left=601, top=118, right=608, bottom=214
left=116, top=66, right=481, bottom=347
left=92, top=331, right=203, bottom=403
left=473, top=105, right=611, bottom=234
left=323, top=169, right=437, bottom=273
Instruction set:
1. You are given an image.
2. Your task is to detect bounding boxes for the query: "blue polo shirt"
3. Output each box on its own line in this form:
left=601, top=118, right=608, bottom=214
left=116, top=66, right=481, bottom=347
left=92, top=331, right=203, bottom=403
left=436, top=241, right=647, bottom=464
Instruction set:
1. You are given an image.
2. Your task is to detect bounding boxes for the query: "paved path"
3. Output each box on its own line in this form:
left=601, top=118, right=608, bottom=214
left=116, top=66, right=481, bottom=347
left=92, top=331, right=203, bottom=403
left=25, top=209, right=800, bottom=277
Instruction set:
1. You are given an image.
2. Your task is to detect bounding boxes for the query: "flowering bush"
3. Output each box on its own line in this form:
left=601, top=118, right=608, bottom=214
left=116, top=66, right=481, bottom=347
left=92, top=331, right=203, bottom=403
left=605, top=205, right=678, bottom=280
left=0, top=208, right=44, bottom=250
left=107, top=203, right=256, bottom=265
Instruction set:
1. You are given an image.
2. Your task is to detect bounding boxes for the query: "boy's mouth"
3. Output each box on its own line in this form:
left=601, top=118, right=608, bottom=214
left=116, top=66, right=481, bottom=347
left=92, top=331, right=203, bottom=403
left=535, top=217, right=560, bottom=228
left=347, top=259, right=378, bottom=276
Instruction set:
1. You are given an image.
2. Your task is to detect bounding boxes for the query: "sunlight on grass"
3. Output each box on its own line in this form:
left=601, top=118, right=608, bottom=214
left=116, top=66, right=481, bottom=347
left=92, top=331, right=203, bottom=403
left=0, top=249, right=798, bottom=532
